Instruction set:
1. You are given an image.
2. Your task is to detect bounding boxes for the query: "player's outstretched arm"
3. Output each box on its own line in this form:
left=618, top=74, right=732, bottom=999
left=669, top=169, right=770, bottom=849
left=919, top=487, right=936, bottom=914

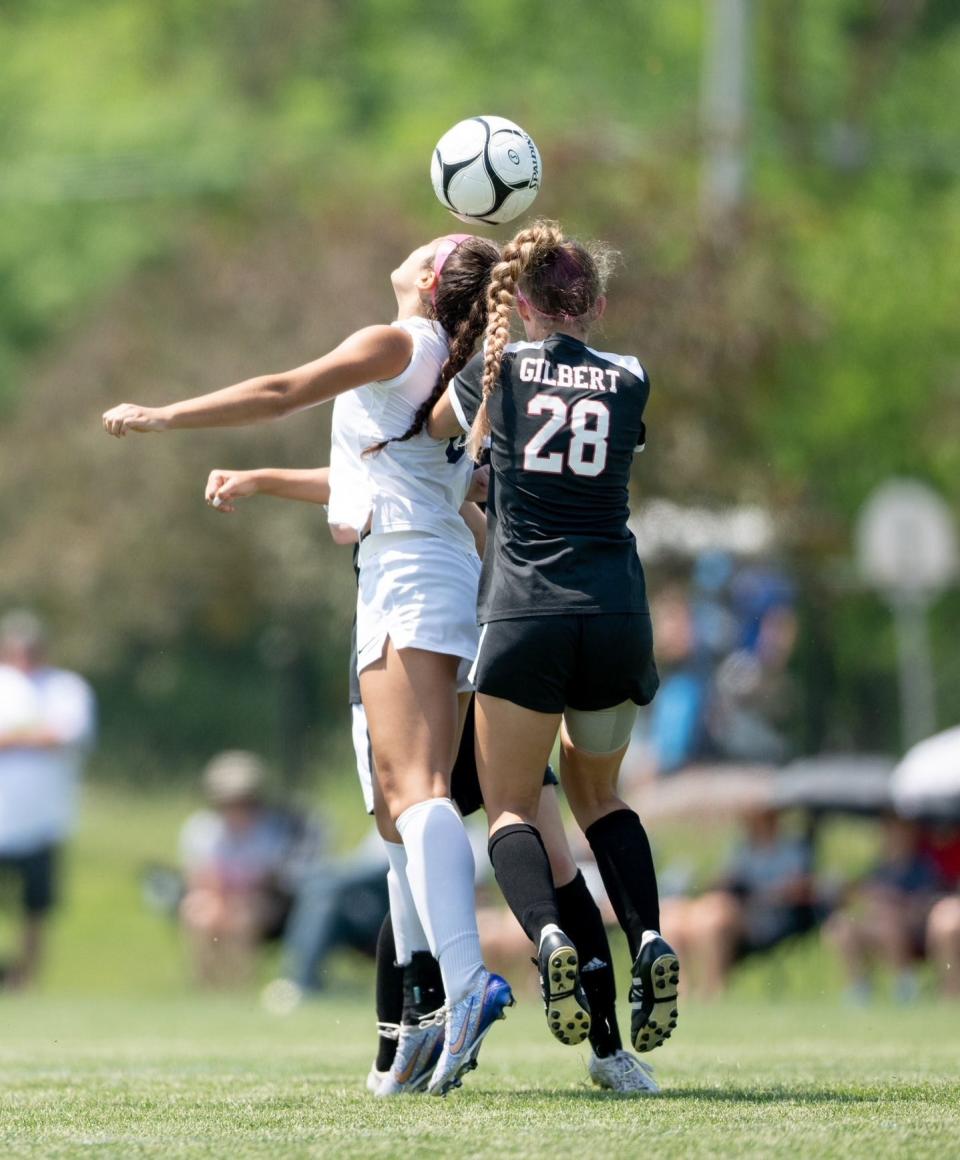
left=427, top=384, right=466, bottom=440
left=204, top=467, right=331, bottom=514
left=102, top=325, right=412, bottom=437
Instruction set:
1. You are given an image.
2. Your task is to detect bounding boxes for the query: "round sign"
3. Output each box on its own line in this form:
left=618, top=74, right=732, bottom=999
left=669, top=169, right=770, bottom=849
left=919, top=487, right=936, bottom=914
left=856, top=479, right=958, bottom=595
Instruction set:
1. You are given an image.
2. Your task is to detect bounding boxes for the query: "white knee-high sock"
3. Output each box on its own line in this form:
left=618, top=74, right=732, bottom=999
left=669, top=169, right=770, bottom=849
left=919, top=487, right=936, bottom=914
left=383, top=841, right=430, bottom=966
left=396, top=798, right=485, bottom=1004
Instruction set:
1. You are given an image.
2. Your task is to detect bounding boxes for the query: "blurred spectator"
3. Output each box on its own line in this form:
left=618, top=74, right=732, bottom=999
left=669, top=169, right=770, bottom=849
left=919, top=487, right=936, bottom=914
left=922, top=824, right=960, bottom=998
left=628, top=558, right=801, bottom=779
left=179, top=751, right=316, bottom=988
left=626, top=587, right=710, bottom=778
left=660, top=806, right=816, bottom=997
left=278, top=825, right=388, bottom=996
left=706, top=568, right=799, bottom=764
left=0, top=610, right=96, bottom=990
left=647, top=588, right=710, bottom=773
left=690, top=550, right=737, bottom=661
left=823, top=816, right=940, bottom=1004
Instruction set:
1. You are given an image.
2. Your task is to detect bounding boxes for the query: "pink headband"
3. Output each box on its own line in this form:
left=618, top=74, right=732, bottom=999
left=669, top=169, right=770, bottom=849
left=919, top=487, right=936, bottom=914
left=516, top=287, right=575, bottom=323
left=431, top=234, right=472, bottom=304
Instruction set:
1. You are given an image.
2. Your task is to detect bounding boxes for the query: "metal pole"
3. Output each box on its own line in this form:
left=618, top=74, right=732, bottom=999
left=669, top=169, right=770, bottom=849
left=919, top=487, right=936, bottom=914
left=700, top=0, right=750, bottom=234
left=891, top=593, right=937, bottom=748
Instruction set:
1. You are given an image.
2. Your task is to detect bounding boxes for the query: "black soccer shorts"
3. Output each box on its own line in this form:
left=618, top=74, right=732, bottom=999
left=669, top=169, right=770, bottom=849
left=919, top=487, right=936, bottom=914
left=0, top=845, right=59, bottom=916
left=473, top=612, right=660, bottom=715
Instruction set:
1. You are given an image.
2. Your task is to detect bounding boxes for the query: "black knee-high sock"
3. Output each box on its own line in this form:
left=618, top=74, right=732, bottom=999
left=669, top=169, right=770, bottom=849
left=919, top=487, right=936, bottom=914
left=374, top=913, right=404, bottom=1072
left=555, top=871, right=622, bottom=1058
left=402, top=950, right=445, bottom=1024
left=584, top=808, right=660, bottom=961
left=488, top=823, right=560, bottom=944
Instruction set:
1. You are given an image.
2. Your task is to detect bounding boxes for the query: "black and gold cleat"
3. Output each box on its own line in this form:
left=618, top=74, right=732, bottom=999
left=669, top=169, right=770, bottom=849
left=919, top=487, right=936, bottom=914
left=629, top=932, right=679, bottom=1054
left=537, top=929, right=591, bottom=1047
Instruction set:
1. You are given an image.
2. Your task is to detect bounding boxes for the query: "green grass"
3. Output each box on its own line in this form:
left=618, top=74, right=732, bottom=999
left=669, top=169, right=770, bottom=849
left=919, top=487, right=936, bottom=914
left=1, top=993, right=959, bottom=1158
left=2, top=784, right=955, bottom=1156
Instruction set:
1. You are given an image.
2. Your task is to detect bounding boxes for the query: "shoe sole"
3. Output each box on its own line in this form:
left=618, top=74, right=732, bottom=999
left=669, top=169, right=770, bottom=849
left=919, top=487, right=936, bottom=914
left=543, top=945, right=591, bottom=1047
left=632, top=951, right=679, bottom=1053
left=429, top=992, right=515, bottom=1097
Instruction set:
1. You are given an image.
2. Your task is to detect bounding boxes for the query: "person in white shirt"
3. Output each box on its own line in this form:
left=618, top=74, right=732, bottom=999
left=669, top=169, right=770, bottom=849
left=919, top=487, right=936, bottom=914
left=102, top=234, right=513, bottom=1096
left=0, top=610, right=96, bottom=989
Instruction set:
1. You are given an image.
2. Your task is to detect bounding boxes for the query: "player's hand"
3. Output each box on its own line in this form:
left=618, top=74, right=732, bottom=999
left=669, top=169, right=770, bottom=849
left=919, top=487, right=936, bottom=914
left=205, top=469, right=258, bottom=513
left=466, top=464, right=490, bottom=505
left=102, top=403, right=170, bottom=437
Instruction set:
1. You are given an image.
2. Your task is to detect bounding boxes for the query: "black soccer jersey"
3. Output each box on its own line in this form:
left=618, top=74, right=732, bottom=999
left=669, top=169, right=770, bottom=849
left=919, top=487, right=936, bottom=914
left=450, top=333, right=650, bottom=623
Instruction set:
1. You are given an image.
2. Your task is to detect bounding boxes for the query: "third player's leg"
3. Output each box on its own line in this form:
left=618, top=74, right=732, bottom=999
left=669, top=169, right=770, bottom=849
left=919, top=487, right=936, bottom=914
left=476, top=693, right=592, bottom=1047
left=558, top=715, right=678, bottom=1054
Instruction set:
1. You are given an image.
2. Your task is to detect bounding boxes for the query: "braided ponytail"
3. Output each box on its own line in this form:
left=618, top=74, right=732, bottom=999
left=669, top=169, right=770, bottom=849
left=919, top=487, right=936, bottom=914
left=466, top=220, right=566, bottom=461
left=365, top=236, right=499, bottom=456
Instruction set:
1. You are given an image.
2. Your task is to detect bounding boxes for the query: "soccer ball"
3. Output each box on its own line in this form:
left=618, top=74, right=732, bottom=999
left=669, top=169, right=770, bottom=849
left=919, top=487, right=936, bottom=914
left=431, top=116, right=542, bottom=226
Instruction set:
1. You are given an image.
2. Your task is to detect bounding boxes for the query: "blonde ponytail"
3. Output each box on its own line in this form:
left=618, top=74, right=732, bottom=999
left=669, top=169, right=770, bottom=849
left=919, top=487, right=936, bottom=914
left=466, top=219, right=566, bottom=461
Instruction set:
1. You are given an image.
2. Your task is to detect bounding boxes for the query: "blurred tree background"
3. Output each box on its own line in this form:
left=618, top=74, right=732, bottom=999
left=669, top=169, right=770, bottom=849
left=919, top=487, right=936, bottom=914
left=1, top=0, right=958, bottom=784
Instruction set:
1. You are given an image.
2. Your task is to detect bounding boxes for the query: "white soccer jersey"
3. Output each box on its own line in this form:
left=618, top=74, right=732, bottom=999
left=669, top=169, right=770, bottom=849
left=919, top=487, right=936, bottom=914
left=0, top=664, right=96, bottom=854
left=327, top=316, right=473, bottom=549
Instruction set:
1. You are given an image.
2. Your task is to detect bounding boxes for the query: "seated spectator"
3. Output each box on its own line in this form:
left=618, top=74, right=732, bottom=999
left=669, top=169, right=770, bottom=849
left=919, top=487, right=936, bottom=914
left=823, top=816, right=940, bottom=1004
left=922, top=824, right=960, bottom=998
left=179, top=751, right=308, bottom=988
left=0, top=610, right=96, bottom=990
left=660, top=806, right=816, bottom=997
left=277, top=825, right=388, bottom=996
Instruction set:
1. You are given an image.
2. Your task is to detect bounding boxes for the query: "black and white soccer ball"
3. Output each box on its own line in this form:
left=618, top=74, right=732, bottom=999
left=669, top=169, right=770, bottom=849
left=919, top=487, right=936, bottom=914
left=431, top=115, right=542, bottom=226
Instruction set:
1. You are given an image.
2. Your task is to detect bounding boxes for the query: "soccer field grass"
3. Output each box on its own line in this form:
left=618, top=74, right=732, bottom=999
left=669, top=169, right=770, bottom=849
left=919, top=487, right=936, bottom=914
left=2, top=994, right=958, bottom=1158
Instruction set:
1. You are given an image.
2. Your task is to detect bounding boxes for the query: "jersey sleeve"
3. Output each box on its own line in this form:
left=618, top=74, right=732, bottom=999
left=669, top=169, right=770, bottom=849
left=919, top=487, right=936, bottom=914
left=634, top=368, right=650, bottom=453
left=449, top=352, right=485, bottom=432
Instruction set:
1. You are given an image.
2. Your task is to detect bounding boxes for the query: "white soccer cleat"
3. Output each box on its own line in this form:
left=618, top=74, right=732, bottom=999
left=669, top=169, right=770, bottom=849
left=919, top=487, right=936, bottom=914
left=376, top=1021, right=445, bottom=1097
left=589, top=1049, right=660, bottom=1095
left=365, top=1064, right=390, bottom=1095
left=365, top=1021, right=400, bottom=1096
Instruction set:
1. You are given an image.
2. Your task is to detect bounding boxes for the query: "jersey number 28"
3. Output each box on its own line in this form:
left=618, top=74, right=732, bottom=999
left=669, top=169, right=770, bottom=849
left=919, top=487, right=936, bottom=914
left=523, top=395, right=610, bottom=477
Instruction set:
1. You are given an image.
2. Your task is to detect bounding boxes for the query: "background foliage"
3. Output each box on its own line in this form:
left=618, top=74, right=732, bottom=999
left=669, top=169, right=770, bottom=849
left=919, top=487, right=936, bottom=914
left=1, top=0, right=958, bottom=779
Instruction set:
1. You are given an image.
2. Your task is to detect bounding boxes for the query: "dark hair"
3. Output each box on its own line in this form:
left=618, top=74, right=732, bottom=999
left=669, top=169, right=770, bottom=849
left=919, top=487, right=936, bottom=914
left=468, top=220, right=613, bottom=459
left=365, top=236, right=501, bottom=455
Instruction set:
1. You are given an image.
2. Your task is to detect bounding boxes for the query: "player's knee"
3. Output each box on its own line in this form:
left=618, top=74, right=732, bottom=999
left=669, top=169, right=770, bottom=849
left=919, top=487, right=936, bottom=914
left=928, top=897, right=960, bottom=942
left=377, top=764, right=447, bottom=821
left=696, top=891, right=741, bottom=936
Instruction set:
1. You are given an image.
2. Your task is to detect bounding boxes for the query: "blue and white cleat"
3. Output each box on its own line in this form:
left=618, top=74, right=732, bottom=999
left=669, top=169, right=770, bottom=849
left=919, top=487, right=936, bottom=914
left=376, top=1020, right=445, bottom=1097
left=425, top=970, right=514, bottom=1096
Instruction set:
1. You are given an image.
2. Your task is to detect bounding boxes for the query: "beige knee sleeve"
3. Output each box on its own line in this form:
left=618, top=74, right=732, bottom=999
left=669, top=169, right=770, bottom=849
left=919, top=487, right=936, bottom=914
left=563, top=700, right=638, bottom=755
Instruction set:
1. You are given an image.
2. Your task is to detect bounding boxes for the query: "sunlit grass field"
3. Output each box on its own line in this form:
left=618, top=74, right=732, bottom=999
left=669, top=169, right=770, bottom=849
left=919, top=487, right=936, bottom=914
left=3, top=993, right=959, bottom=1158
left=2, top=783, right=956, bottom=1157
